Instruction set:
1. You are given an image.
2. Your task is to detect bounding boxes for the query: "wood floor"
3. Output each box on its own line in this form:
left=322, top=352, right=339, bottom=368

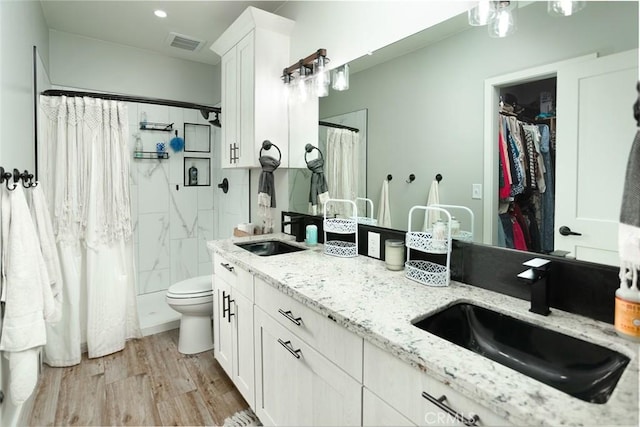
left=27, top=329, right=250, bottom=426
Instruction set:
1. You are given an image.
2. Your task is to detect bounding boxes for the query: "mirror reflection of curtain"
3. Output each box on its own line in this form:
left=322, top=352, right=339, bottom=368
left=38, top=95, right=141, bottom=366
left=326, top=128, right=359, bottom=217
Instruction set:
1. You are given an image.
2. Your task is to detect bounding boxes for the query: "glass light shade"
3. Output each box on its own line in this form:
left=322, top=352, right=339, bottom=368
left=314, top=57, right=330, bottom=97
left=488, top=3, right=517, bottom=38
left=468, top=1, right=495, bottom=26
left=332, top=64, right=350, bottom=91
left=548, top=1, right=586, bottom=17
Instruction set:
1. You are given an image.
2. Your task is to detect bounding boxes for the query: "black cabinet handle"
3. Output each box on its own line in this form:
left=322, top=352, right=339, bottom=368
left=220, top=262, right=234, bottom=272
left=421, top=392, right=479, bottom=426
left=278, top=309, right=302, bottom=326
left=222, top=290, right=229, bottom=319
left=277, top=339, right=301, bottom=359
left=559, top=226, right=582, bottom=236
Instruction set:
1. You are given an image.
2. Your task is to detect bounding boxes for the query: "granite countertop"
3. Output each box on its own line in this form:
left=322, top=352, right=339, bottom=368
left=207, top=234, right=639, bottom=427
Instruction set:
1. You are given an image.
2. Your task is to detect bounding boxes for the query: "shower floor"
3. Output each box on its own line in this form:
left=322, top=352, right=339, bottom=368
left=137, top=290, right=180, bottom=336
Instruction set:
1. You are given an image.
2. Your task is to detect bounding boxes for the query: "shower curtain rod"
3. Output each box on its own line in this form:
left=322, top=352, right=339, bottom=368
left=41, top=89, right=220, bottom=115
left=319, top=121, right=359, bottom=133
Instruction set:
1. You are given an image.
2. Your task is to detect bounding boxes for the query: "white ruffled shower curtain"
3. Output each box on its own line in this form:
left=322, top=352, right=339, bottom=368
left=38, top=95, right=140, bottom=366
left=326, top=128, right=359, bottom=217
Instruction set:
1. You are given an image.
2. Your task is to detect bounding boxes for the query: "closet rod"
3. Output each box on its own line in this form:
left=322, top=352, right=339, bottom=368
left=318, top=121, right=359, bottom=133
left=41, top=89, right=220, bottom=114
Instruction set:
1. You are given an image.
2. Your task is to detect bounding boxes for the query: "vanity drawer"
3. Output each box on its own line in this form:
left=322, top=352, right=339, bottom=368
left=213, top=253, right=254, bottom=300
left=255, top=277, right=363, bottom=381
left=363, top=341, right=511, bottom=426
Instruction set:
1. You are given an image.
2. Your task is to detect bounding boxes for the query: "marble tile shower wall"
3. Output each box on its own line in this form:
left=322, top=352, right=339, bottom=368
left=127, top=103, right=218, bottom=295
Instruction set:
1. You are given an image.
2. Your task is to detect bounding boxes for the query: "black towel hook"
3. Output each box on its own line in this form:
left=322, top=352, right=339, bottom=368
left=435, top=173, right=443, bottom=183
left=387, top=174, right=393, bottom=181
left=406, top=173, right=416, bottom=183
left=260, top=140, right=282, bottom=162
left=304, top=143, right=324, bottom=166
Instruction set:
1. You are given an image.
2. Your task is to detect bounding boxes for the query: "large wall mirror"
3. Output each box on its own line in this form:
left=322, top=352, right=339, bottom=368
left=287, top=1, right=638, bottom=266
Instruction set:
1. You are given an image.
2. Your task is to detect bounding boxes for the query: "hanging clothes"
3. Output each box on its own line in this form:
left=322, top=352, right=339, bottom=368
left=538, top=124, right=555, bottom=253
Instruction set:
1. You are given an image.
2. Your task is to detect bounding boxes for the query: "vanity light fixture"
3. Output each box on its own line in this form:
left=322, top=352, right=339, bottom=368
left=154, top=9, right=167, bottom=18
left=468, top=1, right=586, bottom=37
left=332, top=64, right=350, bottom=91
left=281, top=49, right=330, bottom=100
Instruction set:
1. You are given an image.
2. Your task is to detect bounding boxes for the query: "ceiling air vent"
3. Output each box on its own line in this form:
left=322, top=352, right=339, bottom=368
left=165, top=32, right=205, bottom=52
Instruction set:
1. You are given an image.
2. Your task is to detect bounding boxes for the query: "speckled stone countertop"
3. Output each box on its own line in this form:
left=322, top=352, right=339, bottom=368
left=207, top=234, right=639, bottom=427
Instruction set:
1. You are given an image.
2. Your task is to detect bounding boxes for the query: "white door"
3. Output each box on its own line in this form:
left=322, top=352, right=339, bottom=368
left=555, top=49, right=638, bottom=265
left=213, top=279, right=233, bottom=378
left=232, top=290, right=255, bottom=409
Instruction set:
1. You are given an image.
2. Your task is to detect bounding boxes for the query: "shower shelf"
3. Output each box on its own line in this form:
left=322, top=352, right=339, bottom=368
left=139, top=122, right=174, bottom=132
left=133, top=151, right=169, bottom=160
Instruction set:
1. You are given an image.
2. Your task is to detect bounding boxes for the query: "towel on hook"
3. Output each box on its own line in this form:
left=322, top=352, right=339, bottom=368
left=377, top=179, right=391, bottom=228
left=422, top=180, right=441, bottom=231
left=257, top=155, right=280, bottom=233
left=0, top=185, right=55, bottom=404
left=29, top=184, right=63, bottom=322
left=618, top=88, right=640, bottom=292
left=307, top=158, right=329, bottom=215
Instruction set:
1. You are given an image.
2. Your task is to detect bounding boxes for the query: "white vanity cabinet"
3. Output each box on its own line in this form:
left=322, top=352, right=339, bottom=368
left=253, top=277, right=363, bottom=426
left=363, top=341, right=512, bottom=427
left=212, top=253, right=255, bottom=408
left=211, top=7, right=294, bottom=169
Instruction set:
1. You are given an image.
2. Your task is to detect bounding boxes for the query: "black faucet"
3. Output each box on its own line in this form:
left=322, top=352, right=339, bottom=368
left=517, top=258, right=552, bottom=316
left=282, top=215, right=307, bottom=242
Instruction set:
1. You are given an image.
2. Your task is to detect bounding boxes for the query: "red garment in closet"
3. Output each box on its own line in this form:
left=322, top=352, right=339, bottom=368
left=511, top=216, right=528, bottom=251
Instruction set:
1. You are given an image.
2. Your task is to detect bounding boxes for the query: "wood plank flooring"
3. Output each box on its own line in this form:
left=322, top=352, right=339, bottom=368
left=27, top=329, right=250, bottom=426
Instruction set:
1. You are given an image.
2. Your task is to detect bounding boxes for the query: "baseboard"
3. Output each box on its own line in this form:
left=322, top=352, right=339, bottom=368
left=141, top=319, right=180, bottom=337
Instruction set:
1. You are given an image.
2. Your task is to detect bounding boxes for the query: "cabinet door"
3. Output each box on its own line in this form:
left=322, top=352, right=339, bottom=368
left=236, top=31, right=255, bottom=168
left=232, top=290, right=255, bottom=409
left=214, top=279, right=233, bottom=377
left=221, top=46, right=238, bottom=167
left=363, top=388, right=415, bottom=427
left=255, top=308, right=362, bottom=427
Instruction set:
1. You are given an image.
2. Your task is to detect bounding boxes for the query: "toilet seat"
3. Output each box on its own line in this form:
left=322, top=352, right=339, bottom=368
left=167, top=276, right=212, bottom=299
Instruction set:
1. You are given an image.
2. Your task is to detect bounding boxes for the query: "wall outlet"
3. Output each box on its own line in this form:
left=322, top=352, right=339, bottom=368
left=472, top=183, right=482, bottom=200
left=368, top=231, right=381, bottom=258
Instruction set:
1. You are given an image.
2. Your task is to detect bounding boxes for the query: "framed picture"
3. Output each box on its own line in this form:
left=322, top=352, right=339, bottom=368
left=184, top=157, right=211, bottom=187
left=184, top=123, right=211, bottom=153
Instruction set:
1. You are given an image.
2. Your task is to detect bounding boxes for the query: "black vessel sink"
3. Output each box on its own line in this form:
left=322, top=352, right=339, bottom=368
left=412, top=303, right=629, bottom=404
left=235, top=240, right=306, bottom=257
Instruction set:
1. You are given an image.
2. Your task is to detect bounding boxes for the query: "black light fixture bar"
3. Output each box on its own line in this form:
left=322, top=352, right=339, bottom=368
left=282, top=48, right=327, bottom=81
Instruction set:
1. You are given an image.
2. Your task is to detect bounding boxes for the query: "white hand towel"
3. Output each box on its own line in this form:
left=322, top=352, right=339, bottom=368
left=377, top=179, right=391, bottom=228
left=422, top=180, right=441, bottom=231
left=0, top=186, right=55, bottom=404
left=29, top=184, right=63, bottom=322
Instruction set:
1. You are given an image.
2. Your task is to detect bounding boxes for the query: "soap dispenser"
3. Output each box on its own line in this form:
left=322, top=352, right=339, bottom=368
left=188, top=163, right=198, bottom=186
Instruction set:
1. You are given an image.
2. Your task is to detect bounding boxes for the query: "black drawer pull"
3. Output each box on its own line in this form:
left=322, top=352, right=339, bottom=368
left=278, top=309, right=302, bottom=326
left=222, top=290, right=228, bottom=319
left=220, top=262, right=234, bottom=272
left=421, top=392, right=479, bottom=426
left=277, top=339, right=301, bottom=359
left=222, top=291, right=234, bottom=322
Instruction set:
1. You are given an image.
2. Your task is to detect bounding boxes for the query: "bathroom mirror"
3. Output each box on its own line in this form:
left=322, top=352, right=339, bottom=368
left=287, top=1, right=638, bottom=262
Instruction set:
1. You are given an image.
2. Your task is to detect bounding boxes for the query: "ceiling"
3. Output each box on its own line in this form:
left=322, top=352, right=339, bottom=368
left=39, top=1, right=288, bottom=66
left=39, top=1, right=481, bottom=73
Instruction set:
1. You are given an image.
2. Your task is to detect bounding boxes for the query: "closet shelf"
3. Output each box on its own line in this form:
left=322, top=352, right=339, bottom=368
left=133, top=151, right=169, bottom=160
left=139, top=122, right=174, bottom=132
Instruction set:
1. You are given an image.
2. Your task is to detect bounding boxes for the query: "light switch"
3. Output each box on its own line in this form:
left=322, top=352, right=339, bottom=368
left=472, top=184, right=482, bottom=200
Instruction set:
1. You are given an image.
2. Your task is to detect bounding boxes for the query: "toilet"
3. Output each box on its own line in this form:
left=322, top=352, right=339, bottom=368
left=166, top=275, right=214, bottom=354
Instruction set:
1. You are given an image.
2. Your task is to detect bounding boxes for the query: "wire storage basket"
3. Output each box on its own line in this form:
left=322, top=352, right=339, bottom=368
left=405, top=205, right=452, bottom=287
left=356, top=197, right=378, bottom=226
left=430, top=204, right=475, bottom=242
left=323, top=198, right=358, bottom=258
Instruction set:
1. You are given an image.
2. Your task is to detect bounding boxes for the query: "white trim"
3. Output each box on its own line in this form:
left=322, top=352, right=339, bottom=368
left=481, top=53, right=598, bottom=245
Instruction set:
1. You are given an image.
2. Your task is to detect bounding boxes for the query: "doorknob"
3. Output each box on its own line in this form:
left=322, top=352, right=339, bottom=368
left=559, top=226, right=582, bottom=236
left=217, top=178, right=229, bottom=193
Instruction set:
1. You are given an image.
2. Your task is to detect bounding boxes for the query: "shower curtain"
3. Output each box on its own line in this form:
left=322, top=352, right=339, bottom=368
left=326, top=128, right=359, bottom=217
left=38, top=95, right=141, bottom=366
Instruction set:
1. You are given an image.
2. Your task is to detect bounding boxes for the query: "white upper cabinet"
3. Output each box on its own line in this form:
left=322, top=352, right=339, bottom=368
left=211, top=7, right=294, bottom=168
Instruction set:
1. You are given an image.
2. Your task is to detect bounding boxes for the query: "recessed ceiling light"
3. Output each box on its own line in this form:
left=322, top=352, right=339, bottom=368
left=154, top=10, right=167, bottom=18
